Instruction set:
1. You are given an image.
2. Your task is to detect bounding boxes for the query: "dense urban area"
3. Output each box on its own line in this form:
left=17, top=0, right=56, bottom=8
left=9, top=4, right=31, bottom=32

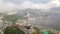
left=0, top=9, right=60, bottom=34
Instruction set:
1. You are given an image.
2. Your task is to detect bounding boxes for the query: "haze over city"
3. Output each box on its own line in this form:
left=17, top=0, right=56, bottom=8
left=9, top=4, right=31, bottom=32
left=0, top=0, right=60, bottom=34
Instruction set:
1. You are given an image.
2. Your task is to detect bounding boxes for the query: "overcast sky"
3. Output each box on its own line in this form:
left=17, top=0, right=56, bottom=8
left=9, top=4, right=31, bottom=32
left=0, top=0, right=60, bottom=12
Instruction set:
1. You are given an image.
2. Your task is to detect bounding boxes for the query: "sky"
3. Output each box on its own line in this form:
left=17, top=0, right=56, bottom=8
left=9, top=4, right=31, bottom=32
left=0, top=0, right=60, bottom=29
left=0, top=0, right=60, bottom=12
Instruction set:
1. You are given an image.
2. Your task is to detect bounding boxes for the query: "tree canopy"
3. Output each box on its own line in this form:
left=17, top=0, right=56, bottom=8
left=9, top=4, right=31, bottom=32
left=2, top=14, right=19, bottom=24
left=32, top=27, right=40, bottom=34
left=3, top=26, right=25, bottom=34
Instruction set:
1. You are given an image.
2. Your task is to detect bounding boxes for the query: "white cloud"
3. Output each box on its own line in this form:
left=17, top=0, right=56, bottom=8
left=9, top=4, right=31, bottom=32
left=0, top=0, right=60, bottom=12
left=50, top=0, right=60, bottom=7
left=18, top=1, right=32, bottom=9
left=0, top=0, right=17, bottom=12
left=18, top=0, right=60, bottom=9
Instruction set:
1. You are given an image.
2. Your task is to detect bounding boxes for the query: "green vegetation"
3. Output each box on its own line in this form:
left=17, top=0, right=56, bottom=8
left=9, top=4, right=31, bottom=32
left=42, top=30, right=54, bottom=34
left=43, top=30, right=49, bottom=34
left=2, top=14, right=19, bottom=24
left=32, top=27, right=40, bottom=34
left=48, top=31, right=54, bottom=34
left=3, top=26, right=25, bottom=34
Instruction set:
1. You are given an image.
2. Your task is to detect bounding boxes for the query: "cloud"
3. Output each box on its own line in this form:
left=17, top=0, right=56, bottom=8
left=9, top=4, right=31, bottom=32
left=0, top=0, right=60, bottom=12
left=0, top=0, right=17, bottom=12
left=18, top=0, right=60, bottom=9
left=30, top=0, right=52, bottom=4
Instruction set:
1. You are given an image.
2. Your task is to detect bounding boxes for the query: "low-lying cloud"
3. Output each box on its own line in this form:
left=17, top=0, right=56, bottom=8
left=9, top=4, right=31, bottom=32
left=0, top=0, right=60, bottom=12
